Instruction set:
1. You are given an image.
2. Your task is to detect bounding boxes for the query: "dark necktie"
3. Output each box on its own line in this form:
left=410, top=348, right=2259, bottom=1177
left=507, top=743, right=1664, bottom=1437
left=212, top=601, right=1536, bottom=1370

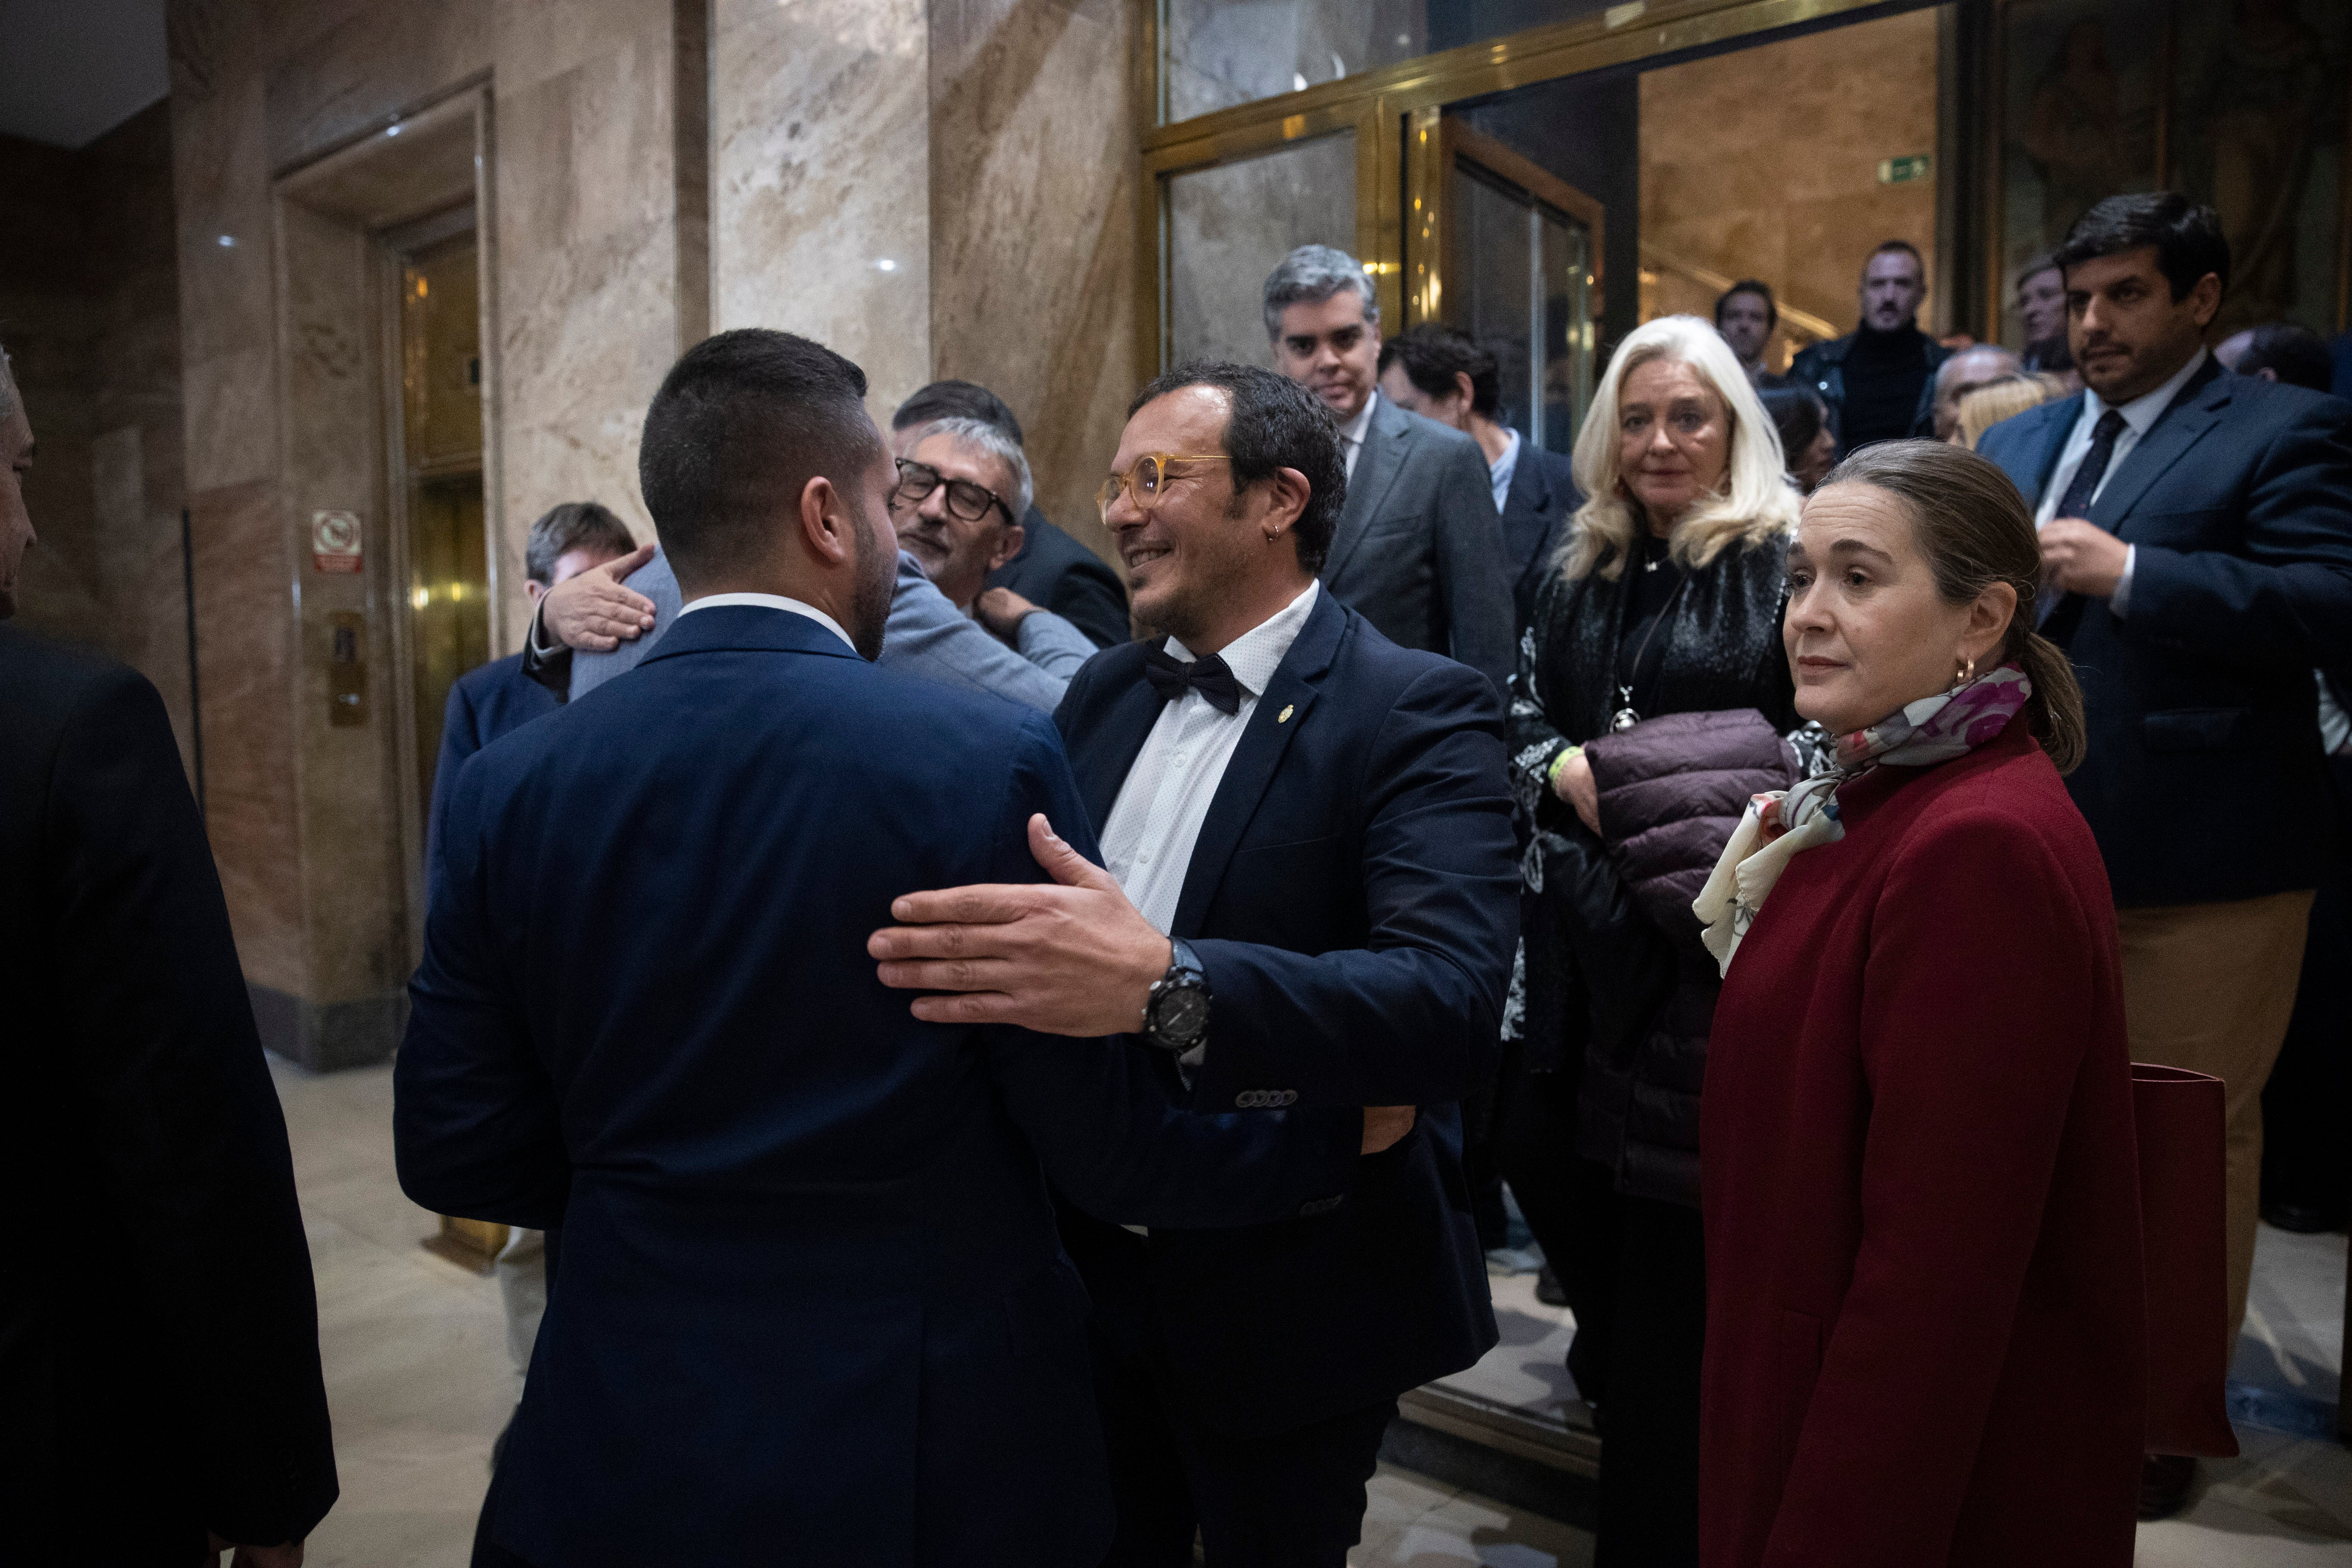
left=2055, top=408, right=2128, bottom=522
left=1142, top=646, right=1242, bottom=715
left=2040, top=407, right=2128, bottom=628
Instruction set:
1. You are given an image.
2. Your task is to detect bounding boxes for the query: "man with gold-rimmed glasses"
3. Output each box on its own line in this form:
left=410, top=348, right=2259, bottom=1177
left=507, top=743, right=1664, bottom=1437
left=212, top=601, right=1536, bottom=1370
left=871, top=361, right=1517, bottom=1566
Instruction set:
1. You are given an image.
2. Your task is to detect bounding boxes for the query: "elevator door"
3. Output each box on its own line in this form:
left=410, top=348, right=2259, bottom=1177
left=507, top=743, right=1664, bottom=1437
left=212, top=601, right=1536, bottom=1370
left=1438, top=119, right=1603, bottom=456
left=399, top=230, right=489, bottom=832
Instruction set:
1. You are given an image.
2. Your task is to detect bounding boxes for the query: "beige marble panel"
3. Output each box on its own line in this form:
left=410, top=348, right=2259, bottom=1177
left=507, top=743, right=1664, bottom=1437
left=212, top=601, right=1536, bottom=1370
left=931, top=0, right=1136, bottom=562
left=260, top=0, right=493, bottom=171
left=711, top=0, right=931, bottom=425
left=189, top=476, right=305, bottom=994
left=183, top=343, right=278, bottom=489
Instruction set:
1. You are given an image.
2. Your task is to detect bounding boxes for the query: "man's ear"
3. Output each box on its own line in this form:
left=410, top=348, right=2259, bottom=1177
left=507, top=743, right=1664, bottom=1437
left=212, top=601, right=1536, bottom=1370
left=1267, top=466, right=1313, bottom=533
left=989, top=523, right=1026, bottom=573
left=1452, top=371, right=1476, bottom=414
left=524, top=580, right=546, bottom=605
left=2189, top=272, right=2224, bottom=331
left=799, top=475, right=851, bottom=566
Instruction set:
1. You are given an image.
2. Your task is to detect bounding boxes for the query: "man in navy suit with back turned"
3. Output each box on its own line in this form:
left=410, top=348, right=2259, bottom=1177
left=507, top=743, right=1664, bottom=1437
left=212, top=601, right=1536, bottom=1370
left=396, top=330, right=1400, bottom=1568
left=872, top=363, right=1520, bottom=1565
left=1976, top=192, right=2352, bottom=1521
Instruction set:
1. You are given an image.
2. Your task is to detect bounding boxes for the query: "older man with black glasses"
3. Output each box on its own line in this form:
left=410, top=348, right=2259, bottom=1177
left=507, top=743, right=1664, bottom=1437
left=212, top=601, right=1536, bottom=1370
left=521, top=425, right=1098, bottom=713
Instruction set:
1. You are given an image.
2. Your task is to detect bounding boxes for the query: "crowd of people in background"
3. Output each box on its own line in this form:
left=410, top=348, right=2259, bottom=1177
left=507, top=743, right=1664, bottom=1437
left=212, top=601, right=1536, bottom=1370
left=4, top=184, right=2349, bottom=1568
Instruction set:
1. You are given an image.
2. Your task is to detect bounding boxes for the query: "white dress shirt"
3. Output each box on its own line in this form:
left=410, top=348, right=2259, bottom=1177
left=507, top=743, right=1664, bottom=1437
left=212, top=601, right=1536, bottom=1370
left=1337, top=391, right=1378, bottom=483
left=2034, top=347, right=2209, bottom=618
left=1099, top=581, right=1320, bottom=936
left=677, top=591, right=855, bottom=653
left=1488, top=426, right=1521, bottom=514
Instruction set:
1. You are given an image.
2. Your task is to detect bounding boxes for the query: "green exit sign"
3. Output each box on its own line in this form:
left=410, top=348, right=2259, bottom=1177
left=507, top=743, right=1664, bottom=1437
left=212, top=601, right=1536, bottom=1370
left=1878, top=154, right=1932, bottom=185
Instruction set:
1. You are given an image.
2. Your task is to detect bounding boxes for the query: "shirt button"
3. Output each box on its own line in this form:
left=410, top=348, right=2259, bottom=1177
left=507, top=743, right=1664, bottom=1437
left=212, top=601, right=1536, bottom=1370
left=1138, top=851, right=1153, bottom=864
left=1173, top=753, right=1188, bottom=767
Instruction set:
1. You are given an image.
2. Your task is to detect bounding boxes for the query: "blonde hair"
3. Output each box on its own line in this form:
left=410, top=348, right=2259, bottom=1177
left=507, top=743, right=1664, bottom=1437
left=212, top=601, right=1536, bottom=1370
left=1560, top=315, right=1801, bottom=581
left=1954, top=374, right=2067, bottom=450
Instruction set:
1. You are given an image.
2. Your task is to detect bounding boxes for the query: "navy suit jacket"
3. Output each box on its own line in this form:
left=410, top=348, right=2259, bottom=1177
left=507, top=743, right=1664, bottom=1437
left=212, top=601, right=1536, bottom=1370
left=427, top=651, right=557, bottom=879
left=1501, top=439, right=1581, bottom=630
left=1052, top=589, right=1519, bottom=1434
left=395, top=607, right=1359, bottom=1568
left=1978, top=361, right=2352, bottom=904
left=987, top=508, right=1131, bottom=649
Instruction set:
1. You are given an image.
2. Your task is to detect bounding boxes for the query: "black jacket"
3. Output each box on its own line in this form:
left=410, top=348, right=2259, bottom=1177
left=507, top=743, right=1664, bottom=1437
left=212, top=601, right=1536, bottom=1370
left=1499, top=438, right=1582, bottom=630
left=0, top=627, right=337, bottom=1557
left=986, top=509, right=1131, bottom=649
left=1978, top=359, right=2352, bottom=904
left=1506, top=534, right=1802, bottom=1206
left=1788, top=326, right=1949, bottom=456
left=1054, top=589, right=1519, bottom=1433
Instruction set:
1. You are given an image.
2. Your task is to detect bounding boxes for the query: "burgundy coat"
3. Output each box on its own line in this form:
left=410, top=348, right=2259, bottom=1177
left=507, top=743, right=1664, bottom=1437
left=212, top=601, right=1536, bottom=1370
left=1700, top=720, right=2145, bottom=1568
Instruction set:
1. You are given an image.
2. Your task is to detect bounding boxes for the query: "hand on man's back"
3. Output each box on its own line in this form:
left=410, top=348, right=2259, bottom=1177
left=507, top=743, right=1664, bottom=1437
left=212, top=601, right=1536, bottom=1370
left=545, top=541, right=659, bottom=651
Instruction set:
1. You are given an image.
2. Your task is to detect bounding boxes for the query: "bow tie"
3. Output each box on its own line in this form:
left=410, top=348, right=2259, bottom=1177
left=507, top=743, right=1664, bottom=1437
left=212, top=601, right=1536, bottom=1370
left=1142, top=646, right=1242, bottom=715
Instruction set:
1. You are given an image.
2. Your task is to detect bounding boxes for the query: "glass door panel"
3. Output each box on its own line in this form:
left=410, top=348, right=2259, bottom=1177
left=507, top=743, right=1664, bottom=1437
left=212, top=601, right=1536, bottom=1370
left=1166, top=131, right=1357, bottom=368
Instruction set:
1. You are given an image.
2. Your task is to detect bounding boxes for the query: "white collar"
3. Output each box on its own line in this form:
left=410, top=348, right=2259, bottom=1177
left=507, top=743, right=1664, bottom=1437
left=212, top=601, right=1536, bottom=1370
left=1338, top=389, right=1378, bottom=448
left=1491, top=425, right=1522, bottom=476
left=677, top=591, right=857, bottom=654
left=1167, top=580, right=1319, bottom=702
left=2087, top=347, right=2209, bottom=436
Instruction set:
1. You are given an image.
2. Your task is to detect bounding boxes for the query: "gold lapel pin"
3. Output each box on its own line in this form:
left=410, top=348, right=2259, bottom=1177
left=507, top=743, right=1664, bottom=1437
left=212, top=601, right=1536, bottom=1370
left=1277, top=704, right=1294, bottom=724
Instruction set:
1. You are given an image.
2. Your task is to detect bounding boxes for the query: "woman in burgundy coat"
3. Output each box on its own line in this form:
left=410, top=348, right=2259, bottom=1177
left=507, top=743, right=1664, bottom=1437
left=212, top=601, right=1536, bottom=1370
left=1693, top=441, right=2145, bottom=1566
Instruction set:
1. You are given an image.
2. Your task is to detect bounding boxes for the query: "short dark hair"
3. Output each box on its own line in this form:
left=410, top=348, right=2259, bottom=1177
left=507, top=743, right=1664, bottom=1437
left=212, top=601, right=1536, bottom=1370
left=2054, top=192, right=2230, bottom=303
left=1376, top=323, right=1502, bottom=418
left=1714, top=280, right=1778, bottom=331
left=1868, top=239, right=1924, bottom=276
left=524, top=501, right=637, bottom=585
left=1126, top=362, right=1345, bottom=575
left=2233, top=323, right=2333, bottom=393
left=638, top=329, right=882, bottom=581
left=891, top=379, right=1023, bottom=445
left=1758, top=386, right=1824, bottom=466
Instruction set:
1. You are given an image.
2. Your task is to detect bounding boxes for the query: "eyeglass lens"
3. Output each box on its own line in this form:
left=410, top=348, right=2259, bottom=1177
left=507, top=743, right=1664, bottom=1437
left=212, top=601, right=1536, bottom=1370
left=896, top=462, right=998, bottom=524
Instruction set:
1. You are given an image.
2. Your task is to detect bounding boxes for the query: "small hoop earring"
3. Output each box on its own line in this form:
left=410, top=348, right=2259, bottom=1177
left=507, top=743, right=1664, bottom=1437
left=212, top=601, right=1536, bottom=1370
left=1951, top=656, right=1976, bottom=692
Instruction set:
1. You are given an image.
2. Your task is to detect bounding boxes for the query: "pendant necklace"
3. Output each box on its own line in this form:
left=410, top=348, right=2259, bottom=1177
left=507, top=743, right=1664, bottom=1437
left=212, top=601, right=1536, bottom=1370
left=1610, top=564, right=1689, bottom=733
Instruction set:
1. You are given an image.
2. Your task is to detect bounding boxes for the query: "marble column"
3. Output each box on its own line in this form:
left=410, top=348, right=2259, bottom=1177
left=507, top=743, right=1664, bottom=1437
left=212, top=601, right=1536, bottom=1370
left=710, top=0, right=932, bottom=424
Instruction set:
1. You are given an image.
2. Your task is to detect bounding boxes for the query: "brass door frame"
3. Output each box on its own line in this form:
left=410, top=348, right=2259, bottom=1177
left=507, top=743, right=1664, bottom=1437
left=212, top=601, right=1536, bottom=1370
left=1413, top=115, right=1609, bottom=330
left=1134, top=0, right=1901, bottom=384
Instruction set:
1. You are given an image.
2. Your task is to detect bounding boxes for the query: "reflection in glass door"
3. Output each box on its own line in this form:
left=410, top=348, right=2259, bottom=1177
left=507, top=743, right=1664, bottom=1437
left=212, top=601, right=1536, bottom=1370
left=1438, top=120, right=1602, bottom=456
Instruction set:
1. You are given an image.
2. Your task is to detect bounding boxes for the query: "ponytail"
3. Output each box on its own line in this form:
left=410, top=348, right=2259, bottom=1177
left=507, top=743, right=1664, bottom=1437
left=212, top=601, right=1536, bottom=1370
left=2012, top=629, right=2086, bottom=775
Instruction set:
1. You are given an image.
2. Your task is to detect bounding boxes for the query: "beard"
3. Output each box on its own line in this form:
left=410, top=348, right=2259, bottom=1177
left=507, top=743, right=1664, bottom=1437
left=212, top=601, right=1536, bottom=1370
left=846, top=520, right=895, bottom=662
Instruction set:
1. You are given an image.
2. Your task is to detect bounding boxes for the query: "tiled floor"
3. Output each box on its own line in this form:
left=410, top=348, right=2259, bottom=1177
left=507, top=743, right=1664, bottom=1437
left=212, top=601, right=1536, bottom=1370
left=274, top=1057, right=2349, bottom=1566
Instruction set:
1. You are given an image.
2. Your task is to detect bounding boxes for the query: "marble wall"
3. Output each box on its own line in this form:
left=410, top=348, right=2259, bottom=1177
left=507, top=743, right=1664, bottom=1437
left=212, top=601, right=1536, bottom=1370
left=930, top=0, right=1139, bottom=553
left=0, top=106, right=194, bottom=771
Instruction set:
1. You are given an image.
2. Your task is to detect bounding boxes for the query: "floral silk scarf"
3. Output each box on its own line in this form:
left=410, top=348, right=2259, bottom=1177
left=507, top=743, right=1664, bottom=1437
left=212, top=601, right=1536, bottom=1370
left=1694, top=664, right=2035, bottom=976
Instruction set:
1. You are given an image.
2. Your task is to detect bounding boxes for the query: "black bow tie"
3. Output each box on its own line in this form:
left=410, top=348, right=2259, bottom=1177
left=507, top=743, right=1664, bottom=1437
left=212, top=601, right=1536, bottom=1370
left=1142, top=646, right=1242, bottom=715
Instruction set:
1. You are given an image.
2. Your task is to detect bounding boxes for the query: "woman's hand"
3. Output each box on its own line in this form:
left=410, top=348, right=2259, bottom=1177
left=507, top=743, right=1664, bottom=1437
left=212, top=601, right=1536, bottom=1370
left=1553, top=749, right=1602, bottom=835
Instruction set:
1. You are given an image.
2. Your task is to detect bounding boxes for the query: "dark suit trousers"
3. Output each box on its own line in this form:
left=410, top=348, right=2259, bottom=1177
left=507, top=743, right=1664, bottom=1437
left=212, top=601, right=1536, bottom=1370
left=1085, top=1231, right=1397, bottom=1568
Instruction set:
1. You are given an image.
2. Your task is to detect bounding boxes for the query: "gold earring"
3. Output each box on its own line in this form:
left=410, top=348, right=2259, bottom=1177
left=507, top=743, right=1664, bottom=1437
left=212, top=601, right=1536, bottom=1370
left=1951, top=655, right=1975, bottom=691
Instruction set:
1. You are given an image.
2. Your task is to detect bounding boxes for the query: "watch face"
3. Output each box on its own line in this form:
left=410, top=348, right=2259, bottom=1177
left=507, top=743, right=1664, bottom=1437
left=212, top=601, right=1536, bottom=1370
left=1158, top=986, right=1209, bottom=1041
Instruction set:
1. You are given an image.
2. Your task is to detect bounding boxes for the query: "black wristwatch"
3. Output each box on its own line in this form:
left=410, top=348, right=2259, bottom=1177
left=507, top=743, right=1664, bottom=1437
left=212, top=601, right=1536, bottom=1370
left=1142, top=940, right=1212, bottom=1054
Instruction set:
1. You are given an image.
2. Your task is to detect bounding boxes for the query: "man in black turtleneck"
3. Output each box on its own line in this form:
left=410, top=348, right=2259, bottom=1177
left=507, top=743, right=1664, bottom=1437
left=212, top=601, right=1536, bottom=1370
left=1789, top=239, right=1951, bottom=459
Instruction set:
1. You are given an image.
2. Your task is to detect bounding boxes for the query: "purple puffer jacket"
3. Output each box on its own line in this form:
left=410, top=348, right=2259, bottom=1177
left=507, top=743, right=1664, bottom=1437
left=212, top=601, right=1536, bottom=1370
left=1575, top=709, right=1798, bottom=1206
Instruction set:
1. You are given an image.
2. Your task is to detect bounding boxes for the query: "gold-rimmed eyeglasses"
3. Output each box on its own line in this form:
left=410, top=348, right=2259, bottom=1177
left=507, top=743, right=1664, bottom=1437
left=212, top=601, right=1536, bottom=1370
left=1096, top=453, right=1232, bottom=521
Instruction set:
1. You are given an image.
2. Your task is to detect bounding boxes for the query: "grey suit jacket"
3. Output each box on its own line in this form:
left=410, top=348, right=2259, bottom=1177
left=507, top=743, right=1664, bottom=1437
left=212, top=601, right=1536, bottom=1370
left=1319, top=394, right=1516, bottom=697
left=566, top=547, right=1095, bottom=712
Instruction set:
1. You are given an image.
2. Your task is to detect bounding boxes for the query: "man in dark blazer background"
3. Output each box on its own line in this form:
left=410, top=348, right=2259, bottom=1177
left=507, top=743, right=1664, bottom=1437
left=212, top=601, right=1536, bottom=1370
left=873, top=363, right=1521, bottom=1565
left=894, top=379, right=1132, bottom=648
left=1262, top=245, right=1516, bottom=698
left=428, top=499, right=640, bottom=872
left=0, top=346, right=338, bottom=1565
left=398, top=331, right=1385, bottom=1568
left=1975, top=192, right=2352, bottom=1519
left=1375, top=321, right=1581, bottom=633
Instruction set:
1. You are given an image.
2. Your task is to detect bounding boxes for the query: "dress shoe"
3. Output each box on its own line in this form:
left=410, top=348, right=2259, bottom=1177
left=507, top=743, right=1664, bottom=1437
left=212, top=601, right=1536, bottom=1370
left=2139, top=1453, right=2197, bottom=1520
left=1535, top=1265, right=1568, bottom=1307
left=2260, top=1197, right=2349, bottom=1234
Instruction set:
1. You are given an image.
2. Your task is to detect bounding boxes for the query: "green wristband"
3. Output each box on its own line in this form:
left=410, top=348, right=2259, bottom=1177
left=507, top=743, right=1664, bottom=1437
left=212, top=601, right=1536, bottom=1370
left=1547, top=745, right=1583, bottom=791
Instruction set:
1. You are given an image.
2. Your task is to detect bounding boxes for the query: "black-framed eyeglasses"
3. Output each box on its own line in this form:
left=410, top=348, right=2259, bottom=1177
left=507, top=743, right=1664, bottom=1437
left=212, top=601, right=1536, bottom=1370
left=893, top=459, right=1014, bottom=527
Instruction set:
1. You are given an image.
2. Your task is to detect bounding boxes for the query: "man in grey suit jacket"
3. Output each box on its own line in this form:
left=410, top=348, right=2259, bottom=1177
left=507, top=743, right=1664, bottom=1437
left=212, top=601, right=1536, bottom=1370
left=1265, top=246, right=1516, bottom=697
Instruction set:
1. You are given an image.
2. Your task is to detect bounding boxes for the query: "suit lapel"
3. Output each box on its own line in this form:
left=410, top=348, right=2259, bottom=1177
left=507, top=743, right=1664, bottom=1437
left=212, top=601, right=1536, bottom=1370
left=1074, top=670, right=1167, bottom=836
left=1320, top=398, right=1410, bottom=585
left=1508, top=450, right=1562, bottom=601
left=2089, top=364, right=2229, bottom=533
left=1167, top=594, right=1346, bottom=941
left=2025, top=396, right=2079, bottom=505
